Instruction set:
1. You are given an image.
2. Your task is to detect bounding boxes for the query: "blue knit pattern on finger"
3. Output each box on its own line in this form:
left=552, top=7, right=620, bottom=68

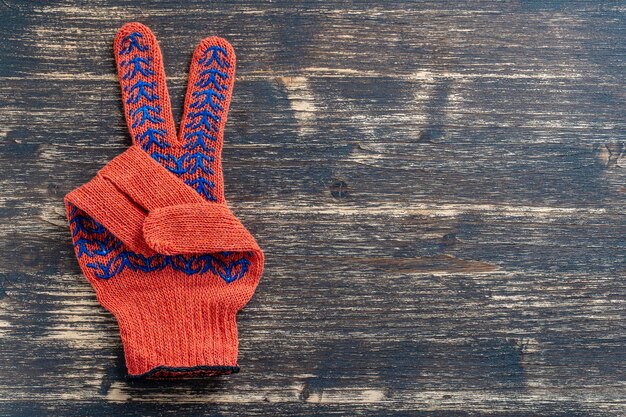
left=68, top=205, right=250, bottom=282
left=156, top=45, right=232, bottom=202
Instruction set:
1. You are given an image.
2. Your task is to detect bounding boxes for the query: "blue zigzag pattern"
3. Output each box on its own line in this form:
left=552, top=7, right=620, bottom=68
left=67, top=33, right=249, bottom=282
left=69, top=205, right=251, bottom=282
left=124, top=40, right=230, bottom=203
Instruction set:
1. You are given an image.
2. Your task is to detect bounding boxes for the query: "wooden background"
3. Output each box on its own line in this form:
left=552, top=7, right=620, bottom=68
left=0, top=1, right=624, bottom=416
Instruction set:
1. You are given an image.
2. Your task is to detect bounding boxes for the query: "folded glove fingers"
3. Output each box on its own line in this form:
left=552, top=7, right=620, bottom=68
left=69, top=144, right=260, bottom=257
left=65, top=175, right=154, bottom=256
left=144, top=203, right=261, bottom=255
left=98, top=145, right=205, bottom=211
left=66, top=144, right=204, bottom=256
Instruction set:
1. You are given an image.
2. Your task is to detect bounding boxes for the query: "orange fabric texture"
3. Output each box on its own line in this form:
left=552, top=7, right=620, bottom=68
left=64, top=22, right=264, bottom=379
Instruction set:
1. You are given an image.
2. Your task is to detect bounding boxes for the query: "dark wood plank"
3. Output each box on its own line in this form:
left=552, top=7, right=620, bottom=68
left=0, top=1, right=624, bottom=416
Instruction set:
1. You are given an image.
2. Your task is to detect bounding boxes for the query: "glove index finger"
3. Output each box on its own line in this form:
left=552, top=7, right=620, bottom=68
left=114, top=22, right=178, bottom=150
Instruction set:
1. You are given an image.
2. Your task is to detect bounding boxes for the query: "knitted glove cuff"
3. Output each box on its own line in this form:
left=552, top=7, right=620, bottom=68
left=111, top=293, right=240, bottom=379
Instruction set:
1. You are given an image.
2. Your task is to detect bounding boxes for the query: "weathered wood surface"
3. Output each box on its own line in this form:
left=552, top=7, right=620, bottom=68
left=0, top=1, right=624, bottom=416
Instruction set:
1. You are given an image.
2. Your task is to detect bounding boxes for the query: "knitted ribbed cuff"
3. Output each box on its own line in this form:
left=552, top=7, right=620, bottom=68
left=111, top=296, right=240, bottom=379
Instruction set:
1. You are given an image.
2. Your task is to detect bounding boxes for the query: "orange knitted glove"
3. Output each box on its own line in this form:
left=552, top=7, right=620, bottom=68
left=64, top=22, right=264, bottom=379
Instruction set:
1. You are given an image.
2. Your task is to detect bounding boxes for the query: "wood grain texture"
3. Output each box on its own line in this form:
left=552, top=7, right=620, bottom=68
left=0, top=1, right=624, bottom=416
